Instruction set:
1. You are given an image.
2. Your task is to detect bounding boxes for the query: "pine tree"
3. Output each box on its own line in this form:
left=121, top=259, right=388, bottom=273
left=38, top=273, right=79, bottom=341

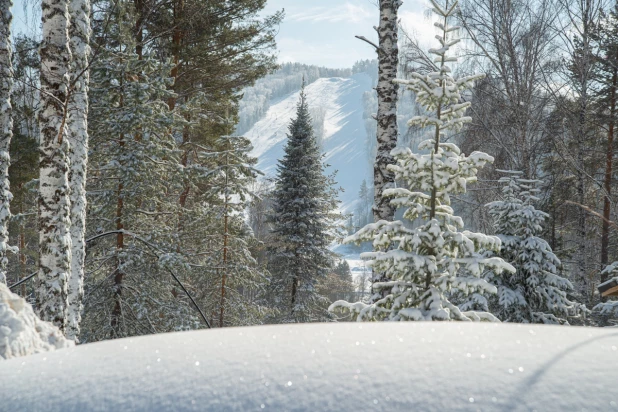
left=0, top=0, right=16, bottom=284
left=81, top=1, right=193, bottom=340
left=330, top=0, right=514, bottom=322
left=37, top=0, right=72, bottom=330
left=355, top=179, right=372, bottom=229
left=478, top=173, right=586, bottom=324
left=268, top=85, right=341, bottom=323
left=592, top=3, right=618, bottom=281
left=66, top=0, right=91, bottom=340
left=203, top=133, right=270, bottom=328
left=334, top=260, right=351, bottom=281
left=8, top=35, right=39, bottom=291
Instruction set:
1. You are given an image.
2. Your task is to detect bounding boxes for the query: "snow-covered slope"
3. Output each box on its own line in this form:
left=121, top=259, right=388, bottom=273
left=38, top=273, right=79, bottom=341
left=244, top=74, right=373, bottom=211
left=2, top=323, right=617, bottom=411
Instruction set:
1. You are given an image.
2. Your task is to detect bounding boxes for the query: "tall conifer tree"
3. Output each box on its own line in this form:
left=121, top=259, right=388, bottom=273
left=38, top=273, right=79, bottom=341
left=268, top=85, right=340, bottom=323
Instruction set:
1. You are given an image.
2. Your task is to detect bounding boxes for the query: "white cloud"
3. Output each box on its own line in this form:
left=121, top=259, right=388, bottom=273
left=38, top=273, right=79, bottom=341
left=288, top=2, right=373, bottom=24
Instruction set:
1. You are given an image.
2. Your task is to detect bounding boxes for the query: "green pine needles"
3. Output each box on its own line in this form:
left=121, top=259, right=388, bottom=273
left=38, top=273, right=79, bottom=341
left=268, top=84, right=341, bottom=323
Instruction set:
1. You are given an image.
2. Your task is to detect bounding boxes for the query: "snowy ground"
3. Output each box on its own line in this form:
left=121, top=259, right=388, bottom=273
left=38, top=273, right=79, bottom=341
left=2, top=322, right=616, bottom=411
left=244, top=74, right=373, bottom=212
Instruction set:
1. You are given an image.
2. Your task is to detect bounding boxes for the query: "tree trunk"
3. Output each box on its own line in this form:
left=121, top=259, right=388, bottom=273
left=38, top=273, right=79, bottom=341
left=66, top=0, right=91, bottom=341
left=0, top=0, right=13, bottom=285
left=37, top=0, right=72, bottom=331
left=110, top=175, right=124, bottom=337
left=601, top=66, right=617, bottom=286
left=373, top=0, right=400, bottom=223
left=219, top=146, right=229, bottom=327
left=371, top=0, right=400, bottom=299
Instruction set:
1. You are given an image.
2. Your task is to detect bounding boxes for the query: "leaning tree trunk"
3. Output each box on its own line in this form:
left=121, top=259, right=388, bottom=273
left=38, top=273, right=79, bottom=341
left=0, top=0, right=14, bottom=285
left=373, top=0, right=401, bottom=223
left=38, top=0, right=72, bottom=331
left=66, top=0, right=91, bottom=341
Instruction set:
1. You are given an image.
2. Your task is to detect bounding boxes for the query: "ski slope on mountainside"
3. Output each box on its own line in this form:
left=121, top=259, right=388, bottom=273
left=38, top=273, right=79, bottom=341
left=244, top=74, right=373, bottom=212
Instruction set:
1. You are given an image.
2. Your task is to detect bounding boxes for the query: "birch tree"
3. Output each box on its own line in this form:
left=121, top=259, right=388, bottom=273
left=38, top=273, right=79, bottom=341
left=37, top=0, right=72, bottom=330
left=66, top=0, right=91, bottom=340
left=356, top=0, right=402, bottom=300
left=0, top=0, right=16, bottom=285
left=357, top=0, right=401, bottom=223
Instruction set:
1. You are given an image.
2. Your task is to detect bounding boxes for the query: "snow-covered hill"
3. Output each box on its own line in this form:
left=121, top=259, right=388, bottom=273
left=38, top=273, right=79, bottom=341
left=244, top=73, right=373, bottom=212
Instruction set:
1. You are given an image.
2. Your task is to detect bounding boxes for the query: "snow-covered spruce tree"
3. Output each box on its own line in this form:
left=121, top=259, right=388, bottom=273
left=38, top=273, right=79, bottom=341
left=470, top=173, right=585, bottom=324
left=267, top=86, right=341, bottom=323
left=201, top=134, right=270, bottom=328
left=0, top=0, right=17, bottom=285
left=66, top=0, right=91, bottom=340
left=330, top=0, right=514, bottom=322
left=37, top=0, right=72, bottom=330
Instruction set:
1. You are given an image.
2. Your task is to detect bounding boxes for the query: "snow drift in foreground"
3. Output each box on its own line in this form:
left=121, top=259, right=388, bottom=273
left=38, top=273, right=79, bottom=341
left=0, top=283, right=73, bottom=360
left=1, top=323, right=616, bottom=411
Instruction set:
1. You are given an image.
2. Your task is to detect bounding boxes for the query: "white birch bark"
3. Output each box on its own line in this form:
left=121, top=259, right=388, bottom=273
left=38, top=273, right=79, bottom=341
left=66, top=0, right=90, bottom=341
left=37, top=0, right=72, bottom=331
left=0, top=0, right=15, bottom=285
left=371, top=0, right=401, bottom=299
left=373, top=0, right=401, bottom=223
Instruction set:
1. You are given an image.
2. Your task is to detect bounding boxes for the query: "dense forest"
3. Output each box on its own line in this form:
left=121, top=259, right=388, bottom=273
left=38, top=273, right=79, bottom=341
left=2, top=0, right=618, bottom=354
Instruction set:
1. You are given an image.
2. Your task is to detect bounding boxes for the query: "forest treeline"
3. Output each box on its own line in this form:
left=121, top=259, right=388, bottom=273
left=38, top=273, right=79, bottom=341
left=2, top=0, right=618, bottom=346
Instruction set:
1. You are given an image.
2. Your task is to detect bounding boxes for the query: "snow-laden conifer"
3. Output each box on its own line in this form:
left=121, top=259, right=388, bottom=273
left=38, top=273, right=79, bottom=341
left=475, top=173, right=586, bottom=324
left=201, top=134, right=270, bottom=327
left=66, top=0, right=91, bottom=340
left=0, top=0, right=17, bottom=284
left=37, top=0, right=72, bottom=330
left=329, top=0, right=514, bottom=322
left=81, top=3, right=193, bottom=339
left=268, top=85, right=341, bottom=323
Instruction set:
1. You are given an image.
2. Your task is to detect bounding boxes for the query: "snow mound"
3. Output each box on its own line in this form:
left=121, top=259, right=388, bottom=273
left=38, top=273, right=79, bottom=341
left=0, top=283, right=73, bottom=360
left=1, top=322, right=617, bottom=411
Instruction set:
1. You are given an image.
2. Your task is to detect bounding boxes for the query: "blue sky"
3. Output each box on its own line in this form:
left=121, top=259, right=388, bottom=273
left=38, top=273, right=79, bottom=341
left=262, top=0, right=433, bottom=68
left=12, top=0, right=434, bottom=69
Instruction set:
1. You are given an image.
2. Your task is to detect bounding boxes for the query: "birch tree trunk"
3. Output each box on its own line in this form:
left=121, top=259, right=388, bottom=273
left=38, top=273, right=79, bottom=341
left=373, top=0, right=401, bottom=223
left=0, top=0, right=14, bottom=285
left=66, top=0, right=90, bottom=341
left=37, top=0, right=72, bottom=331
left=371, top=0, right=401, bottom=300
